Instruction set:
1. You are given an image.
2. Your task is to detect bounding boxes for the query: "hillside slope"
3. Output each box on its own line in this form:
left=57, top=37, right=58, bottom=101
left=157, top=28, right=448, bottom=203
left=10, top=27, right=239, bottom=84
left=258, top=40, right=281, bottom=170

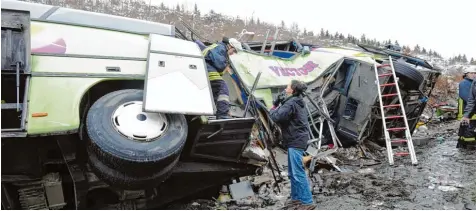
left=21, top=0, right=475, bottom=103
left=23, top=0, right=468, bottom=65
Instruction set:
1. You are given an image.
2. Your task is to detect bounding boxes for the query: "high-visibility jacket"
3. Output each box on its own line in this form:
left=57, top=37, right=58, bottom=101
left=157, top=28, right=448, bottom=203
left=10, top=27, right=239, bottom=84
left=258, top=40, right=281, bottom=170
left=457, top=80, right=476, bottom=142
left=202, top=42, right=228, bottom=81
left=457, top=98, right=476, bottom=120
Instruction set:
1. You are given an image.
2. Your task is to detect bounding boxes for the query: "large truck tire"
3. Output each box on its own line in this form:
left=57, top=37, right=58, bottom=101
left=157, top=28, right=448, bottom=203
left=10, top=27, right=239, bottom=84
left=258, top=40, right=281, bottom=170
left=382, top=60, right=424, bottom=90
left=86, top=89, right=187, bottom=177
left=87, top=150, right=178, bottom=190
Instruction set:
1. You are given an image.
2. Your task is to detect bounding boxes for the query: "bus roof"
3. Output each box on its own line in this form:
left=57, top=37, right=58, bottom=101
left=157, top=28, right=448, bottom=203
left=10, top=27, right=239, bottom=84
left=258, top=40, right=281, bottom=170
left=1, top=0, right=175, bottom=36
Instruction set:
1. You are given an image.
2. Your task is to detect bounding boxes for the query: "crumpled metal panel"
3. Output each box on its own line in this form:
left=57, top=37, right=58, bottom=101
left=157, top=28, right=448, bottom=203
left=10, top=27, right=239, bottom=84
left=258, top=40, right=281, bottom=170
left=229, top=47, right=376, bottom=89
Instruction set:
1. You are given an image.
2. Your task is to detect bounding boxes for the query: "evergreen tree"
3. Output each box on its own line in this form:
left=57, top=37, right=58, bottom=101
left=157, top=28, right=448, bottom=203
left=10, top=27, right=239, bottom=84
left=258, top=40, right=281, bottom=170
left=462, top=54, right=468, bottom=63
left=360, top=34, right=367, bottom=44
left=249, top=17, right=255, bottom=25
left=290, top=22, right=300, bottom=35
left=470, top=57, right=475, bottom=65
left=325, top=30, right=330, bottom=38
left=413, top=45, right=421, bottom=53
left=320, top=28, right=325, bottom=38
left=175, top=3, right=180, bottom=11
left=160, top=2, right=166, bottom=10
left=394, top=40, right=399, bottom=46
left=334, top=32, right=339, bottom=39
left=193, top=3, right=200, bottom=16
left=422, top=47, right=427, bottom=54
left=303, top=28, right=307, bottom=36
left=403, top=46, right=411, bottom=54
left=449, top=57, right=455, bottom=65
left=280, top=20, right=285, bottom=29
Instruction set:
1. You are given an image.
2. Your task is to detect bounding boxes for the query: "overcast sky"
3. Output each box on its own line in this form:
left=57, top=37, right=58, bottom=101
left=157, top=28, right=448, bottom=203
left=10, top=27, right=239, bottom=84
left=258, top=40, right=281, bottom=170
left=152, top=0, right=476, bottom=60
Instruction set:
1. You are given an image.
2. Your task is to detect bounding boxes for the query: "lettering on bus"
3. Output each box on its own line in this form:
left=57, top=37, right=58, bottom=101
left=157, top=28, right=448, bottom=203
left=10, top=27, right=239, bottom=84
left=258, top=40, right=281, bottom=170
left=268, top=61, right=319, bottom=77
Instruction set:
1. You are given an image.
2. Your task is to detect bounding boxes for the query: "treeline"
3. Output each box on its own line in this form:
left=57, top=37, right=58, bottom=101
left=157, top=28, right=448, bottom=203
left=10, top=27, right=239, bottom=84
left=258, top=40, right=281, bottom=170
left=400, top=45, right=443, bottom=58
left=448, top=54, right=476, bottom=65
left=24, top=0, right=449, bottom=59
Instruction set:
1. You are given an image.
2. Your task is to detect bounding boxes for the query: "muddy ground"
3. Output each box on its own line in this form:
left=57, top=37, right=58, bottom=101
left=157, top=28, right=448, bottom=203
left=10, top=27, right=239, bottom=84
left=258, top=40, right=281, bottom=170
left=169, top=120, right=476, bottom=210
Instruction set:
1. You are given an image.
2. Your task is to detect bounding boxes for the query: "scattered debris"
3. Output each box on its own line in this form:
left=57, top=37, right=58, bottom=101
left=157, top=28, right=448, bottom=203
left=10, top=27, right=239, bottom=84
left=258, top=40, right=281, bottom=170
left=217, top=185, right=232, bottom=204
left=438, top=186, right=459, bottom=192
left=229, top=181, right=255, bottom=200
left=176, top=120, right=475, bottom=210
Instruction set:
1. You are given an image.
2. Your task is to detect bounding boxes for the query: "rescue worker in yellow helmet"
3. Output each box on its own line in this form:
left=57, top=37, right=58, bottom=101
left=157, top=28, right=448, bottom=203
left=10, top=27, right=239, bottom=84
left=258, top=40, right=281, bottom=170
left=202, top=37, right=243, bottom=119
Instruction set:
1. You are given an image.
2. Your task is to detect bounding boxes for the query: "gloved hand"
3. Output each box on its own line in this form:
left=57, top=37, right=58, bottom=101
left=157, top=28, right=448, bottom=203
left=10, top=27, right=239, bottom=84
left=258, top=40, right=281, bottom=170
left=462, top=117, right=470, bottom=125
left=273, top=91, right=287, bottom=107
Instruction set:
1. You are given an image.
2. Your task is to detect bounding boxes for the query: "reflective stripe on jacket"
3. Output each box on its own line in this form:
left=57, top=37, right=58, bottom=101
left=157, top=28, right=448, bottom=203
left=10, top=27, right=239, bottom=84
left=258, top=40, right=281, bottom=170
left=458, top=98, right=476, bottom=120
left=202, top=42, right=228, bottom=81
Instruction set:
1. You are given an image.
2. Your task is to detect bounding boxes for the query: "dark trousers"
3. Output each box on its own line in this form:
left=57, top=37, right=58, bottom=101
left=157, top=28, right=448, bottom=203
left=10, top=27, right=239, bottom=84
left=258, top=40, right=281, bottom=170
left=210, top=79, right=230, bottom=118
left=457, top=120, right=476, bottom=149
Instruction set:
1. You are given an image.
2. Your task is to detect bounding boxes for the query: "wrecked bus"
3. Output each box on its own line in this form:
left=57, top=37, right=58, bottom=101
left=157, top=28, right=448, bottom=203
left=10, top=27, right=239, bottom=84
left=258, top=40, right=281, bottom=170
left=1, top=0, right=441, bottom=209
left=1, top=1, right=273, bottom=209
left=227, top=39, right=441, bottom=147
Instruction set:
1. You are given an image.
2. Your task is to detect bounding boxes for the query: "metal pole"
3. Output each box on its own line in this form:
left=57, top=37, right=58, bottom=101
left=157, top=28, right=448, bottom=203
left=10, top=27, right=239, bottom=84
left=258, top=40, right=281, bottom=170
left=269, top=28, right=279, bottom=55
left=243, top=72, right=282, bottom=191
left=243, top=71, right=262, bottom=117
left=16, top=62, right=20, bottom=111
left=260, top=30, right=270, bottom=55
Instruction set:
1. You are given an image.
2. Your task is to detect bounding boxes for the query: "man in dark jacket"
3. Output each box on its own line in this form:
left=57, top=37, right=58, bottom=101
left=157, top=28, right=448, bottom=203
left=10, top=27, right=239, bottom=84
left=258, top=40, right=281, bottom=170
left=202, top=38, right=242, bottom=119
left=460, top=66, right=476, bottom=149
left=463, top=81, right=476, bottom=122
left=458, top=67, right=476, bottom=120
left=457, top=66, right=476, bottom=148
left=270, top=80, right=316, bottom=210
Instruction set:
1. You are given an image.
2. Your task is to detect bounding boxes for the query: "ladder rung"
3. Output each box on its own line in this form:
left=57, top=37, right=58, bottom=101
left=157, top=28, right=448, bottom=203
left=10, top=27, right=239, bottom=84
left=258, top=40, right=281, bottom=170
left=377, top=64, right=391, bottom=68
left=378, top=73, right=393, bottom=77
left=394, top=152, right=409, bottom=156
left=1, top=103, right=22, bottom=110
left=380, top=83, right=396, bottom=87
left=387, top=127, right=406, bottom=131
left=385, top=115, right=404, bottom=119
left=382, top=93, right=398, bottom=97
left=383, top=104, right=401, bottom=108
left=391, top=139, right=407, bottom=143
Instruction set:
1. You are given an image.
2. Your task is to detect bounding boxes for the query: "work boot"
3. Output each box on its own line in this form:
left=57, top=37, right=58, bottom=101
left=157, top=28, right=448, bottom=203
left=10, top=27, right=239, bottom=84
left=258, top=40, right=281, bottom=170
left=285, top=200, right=301, bottom=206
left=294, top=203, right=317, bottom=210
left=281, top=200, right=301, bottom=210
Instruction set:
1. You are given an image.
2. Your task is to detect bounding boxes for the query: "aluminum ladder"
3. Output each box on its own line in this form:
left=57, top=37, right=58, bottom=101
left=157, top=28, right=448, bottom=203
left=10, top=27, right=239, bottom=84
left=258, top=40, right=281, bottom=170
left=259, top=28, right=279, bottom=55
left=373, top=56, right=417, bottom=165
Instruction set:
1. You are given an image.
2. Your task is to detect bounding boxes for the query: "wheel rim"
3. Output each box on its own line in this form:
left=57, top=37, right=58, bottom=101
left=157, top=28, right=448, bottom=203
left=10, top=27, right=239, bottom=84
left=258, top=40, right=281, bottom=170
left=111, top=101, right=168, bottom=141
